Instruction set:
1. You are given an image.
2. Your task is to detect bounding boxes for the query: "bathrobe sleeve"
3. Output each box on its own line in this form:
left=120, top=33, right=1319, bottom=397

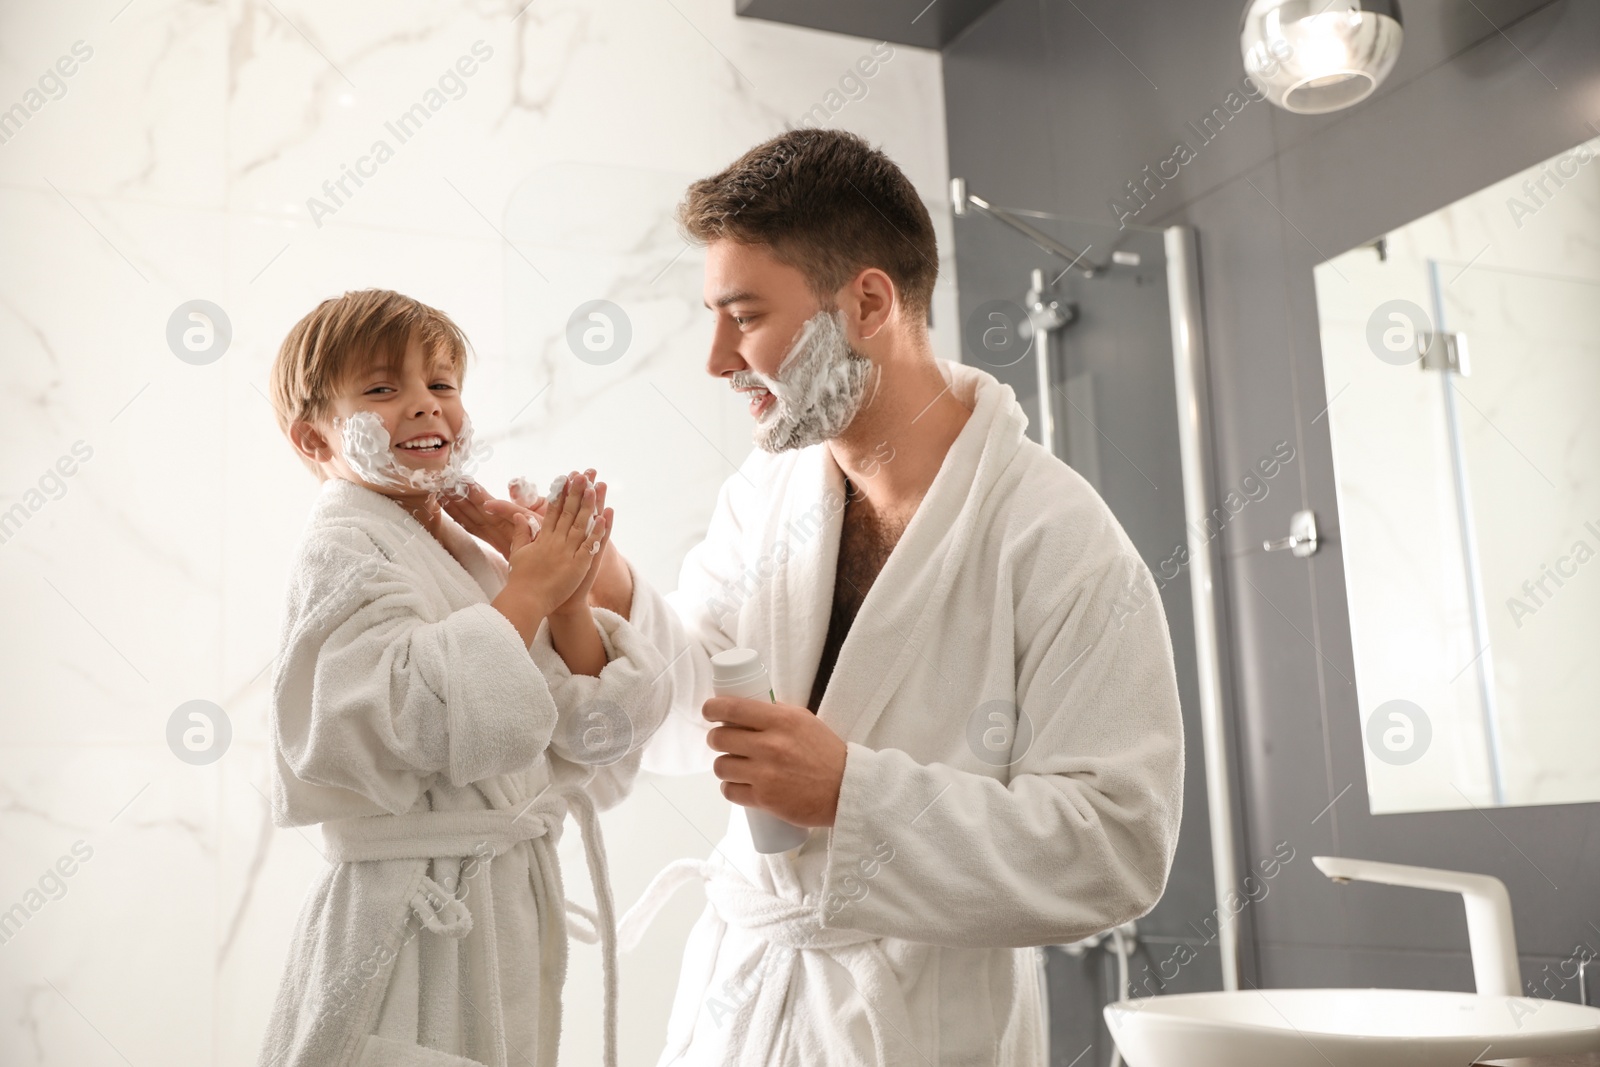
left=628, top=466, right=762, bottom=777
left=273, top=525, right=561, bottom=817
left=528, top=606, right=672, bottom=811
left=818, top=548, right=1185, bottom=949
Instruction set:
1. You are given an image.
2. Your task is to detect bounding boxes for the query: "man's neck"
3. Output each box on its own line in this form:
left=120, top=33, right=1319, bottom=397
left=827, top=339, right=971, bottom=520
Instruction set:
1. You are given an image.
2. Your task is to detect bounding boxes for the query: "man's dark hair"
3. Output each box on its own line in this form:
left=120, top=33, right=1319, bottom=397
left=676, top=129, right=937, bottom=325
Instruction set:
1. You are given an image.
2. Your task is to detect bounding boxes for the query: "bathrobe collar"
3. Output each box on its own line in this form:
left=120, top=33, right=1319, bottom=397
left=316, top=477, right=507, bottom=603
left=772, top=359, right=1027, bottom=743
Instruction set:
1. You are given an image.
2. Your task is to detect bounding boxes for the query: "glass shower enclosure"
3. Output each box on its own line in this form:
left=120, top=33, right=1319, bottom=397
left=949, top=186, right=1235, bottom=1066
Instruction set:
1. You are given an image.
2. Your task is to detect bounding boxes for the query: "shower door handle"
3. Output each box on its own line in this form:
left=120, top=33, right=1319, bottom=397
left=1263, top=509, right=1319, bottom=557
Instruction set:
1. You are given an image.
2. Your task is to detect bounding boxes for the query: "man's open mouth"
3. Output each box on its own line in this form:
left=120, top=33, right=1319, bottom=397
left=737, top=386, right=774, bottom=419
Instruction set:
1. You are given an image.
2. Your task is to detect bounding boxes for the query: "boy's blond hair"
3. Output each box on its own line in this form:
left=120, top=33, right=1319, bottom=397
left=269, top=289, right=470, bottom=478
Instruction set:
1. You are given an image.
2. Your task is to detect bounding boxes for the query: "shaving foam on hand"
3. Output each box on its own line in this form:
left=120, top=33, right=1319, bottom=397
left=508, top=476, right=544, bottom=507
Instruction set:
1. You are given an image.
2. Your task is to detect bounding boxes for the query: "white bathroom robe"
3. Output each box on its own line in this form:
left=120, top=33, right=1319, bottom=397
left=617, top=358, right=1185, bottom=1066
left=257, top=477, right=669, bottom=1067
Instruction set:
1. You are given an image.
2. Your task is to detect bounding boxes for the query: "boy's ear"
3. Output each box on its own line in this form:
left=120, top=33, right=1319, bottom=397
left=289, top=419, right=332, bottom=463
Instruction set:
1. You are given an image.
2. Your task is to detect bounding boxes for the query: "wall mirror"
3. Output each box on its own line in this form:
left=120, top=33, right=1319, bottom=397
left=1313, top=132, right=1600, bottom=814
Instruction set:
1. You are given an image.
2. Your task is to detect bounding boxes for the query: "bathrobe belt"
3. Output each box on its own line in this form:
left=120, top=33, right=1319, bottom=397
left=319, top=788, right=622, bottom=1067
left=618, top=857, right=918, bottom=1067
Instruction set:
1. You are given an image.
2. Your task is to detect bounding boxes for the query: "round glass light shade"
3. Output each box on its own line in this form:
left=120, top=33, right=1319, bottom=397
left=1240, top=0, right=1403, bottom=114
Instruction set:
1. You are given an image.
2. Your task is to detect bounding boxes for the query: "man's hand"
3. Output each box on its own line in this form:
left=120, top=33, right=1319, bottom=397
left=443, top=480, right=548, bottom=561
left=704, top=697, right=847, bottom=827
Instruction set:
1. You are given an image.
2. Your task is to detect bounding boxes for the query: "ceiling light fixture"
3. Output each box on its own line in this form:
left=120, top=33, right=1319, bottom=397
left=1240, top=0, right=1403, bottom=114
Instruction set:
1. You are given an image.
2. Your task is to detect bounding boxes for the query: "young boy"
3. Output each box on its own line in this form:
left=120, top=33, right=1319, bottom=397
left=258, top=289, right=665, bottom=1067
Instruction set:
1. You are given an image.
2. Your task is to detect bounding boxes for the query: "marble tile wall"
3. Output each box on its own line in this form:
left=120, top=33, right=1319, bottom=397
left=0, top=2, right=954, bottom=1063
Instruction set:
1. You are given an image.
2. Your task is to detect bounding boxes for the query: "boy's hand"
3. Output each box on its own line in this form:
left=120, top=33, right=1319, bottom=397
left=547, top=467, right=633, bottom=618
left=504, top=471, right=603, bottom=618
left=550, top=471, right=614, bottom=618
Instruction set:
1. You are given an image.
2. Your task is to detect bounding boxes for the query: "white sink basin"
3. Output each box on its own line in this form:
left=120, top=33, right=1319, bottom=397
left=1105, top=988, right=1600, bottom=1067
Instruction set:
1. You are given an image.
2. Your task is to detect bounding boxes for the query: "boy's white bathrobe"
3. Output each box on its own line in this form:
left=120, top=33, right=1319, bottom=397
left=616, top=358, right=1185, bottom=1066
left=257, top=477, right=669, bottom=1067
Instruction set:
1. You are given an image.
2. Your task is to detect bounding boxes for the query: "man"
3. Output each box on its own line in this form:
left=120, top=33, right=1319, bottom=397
left=458, top=128, right=1184, bottom=1066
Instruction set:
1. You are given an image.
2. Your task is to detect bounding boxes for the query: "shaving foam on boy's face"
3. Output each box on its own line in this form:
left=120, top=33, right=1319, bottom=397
left=332, top=408, right=477, bottom=498
left=732, top=306, right=872, bottom=453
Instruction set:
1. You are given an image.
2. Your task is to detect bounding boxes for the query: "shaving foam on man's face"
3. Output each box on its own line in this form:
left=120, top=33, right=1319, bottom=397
left=732, top=306, right=872, bottom=453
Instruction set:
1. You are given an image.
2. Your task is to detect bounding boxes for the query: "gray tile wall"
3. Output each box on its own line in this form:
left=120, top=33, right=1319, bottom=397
left=943, top=1, right=1600, bottom=1061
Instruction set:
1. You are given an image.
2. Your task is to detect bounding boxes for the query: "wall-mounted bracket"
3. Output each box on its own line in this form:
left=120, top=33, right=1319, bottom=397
left=1418, top=331, right=1470, bottom=375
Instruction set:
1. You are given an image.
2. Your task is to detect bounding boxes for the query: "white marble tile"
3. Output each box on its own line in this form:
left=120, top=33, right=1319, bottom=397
left=2, top=0, right=954, bottom=1059
left=0, top=745, right=217, bottom=1065
left=0, top=0, right=231, bottom=206
left=0, top=188, right=231, bottom=748
left=213, top=740, right=328, bottom=1067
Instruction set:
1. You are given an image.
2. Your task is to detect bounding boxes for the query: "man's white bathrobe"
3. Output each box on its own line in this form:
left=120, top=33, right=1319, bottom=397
left=616, top=358, right=1185, bottom=1066
left=257, top=477, right=669, bottom=1067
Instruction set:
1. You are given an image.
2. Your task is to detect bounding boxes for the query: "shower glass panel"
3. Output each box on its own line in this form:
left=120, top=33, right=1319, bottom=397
left=952, top=204, right=1223, bottom=1061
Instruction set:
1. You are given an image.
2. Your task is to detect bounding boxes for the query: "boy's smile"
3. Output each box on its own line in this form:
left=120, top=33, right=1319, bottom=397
left=393, top=432, right=451, bottom=459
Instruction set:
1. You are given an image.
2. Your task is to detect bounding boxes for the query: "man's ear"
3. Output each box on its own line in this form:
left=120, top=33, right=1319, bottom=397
left=840, top=266, right=897, bottom=342
left=289, top=419, right=332, bottom=464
